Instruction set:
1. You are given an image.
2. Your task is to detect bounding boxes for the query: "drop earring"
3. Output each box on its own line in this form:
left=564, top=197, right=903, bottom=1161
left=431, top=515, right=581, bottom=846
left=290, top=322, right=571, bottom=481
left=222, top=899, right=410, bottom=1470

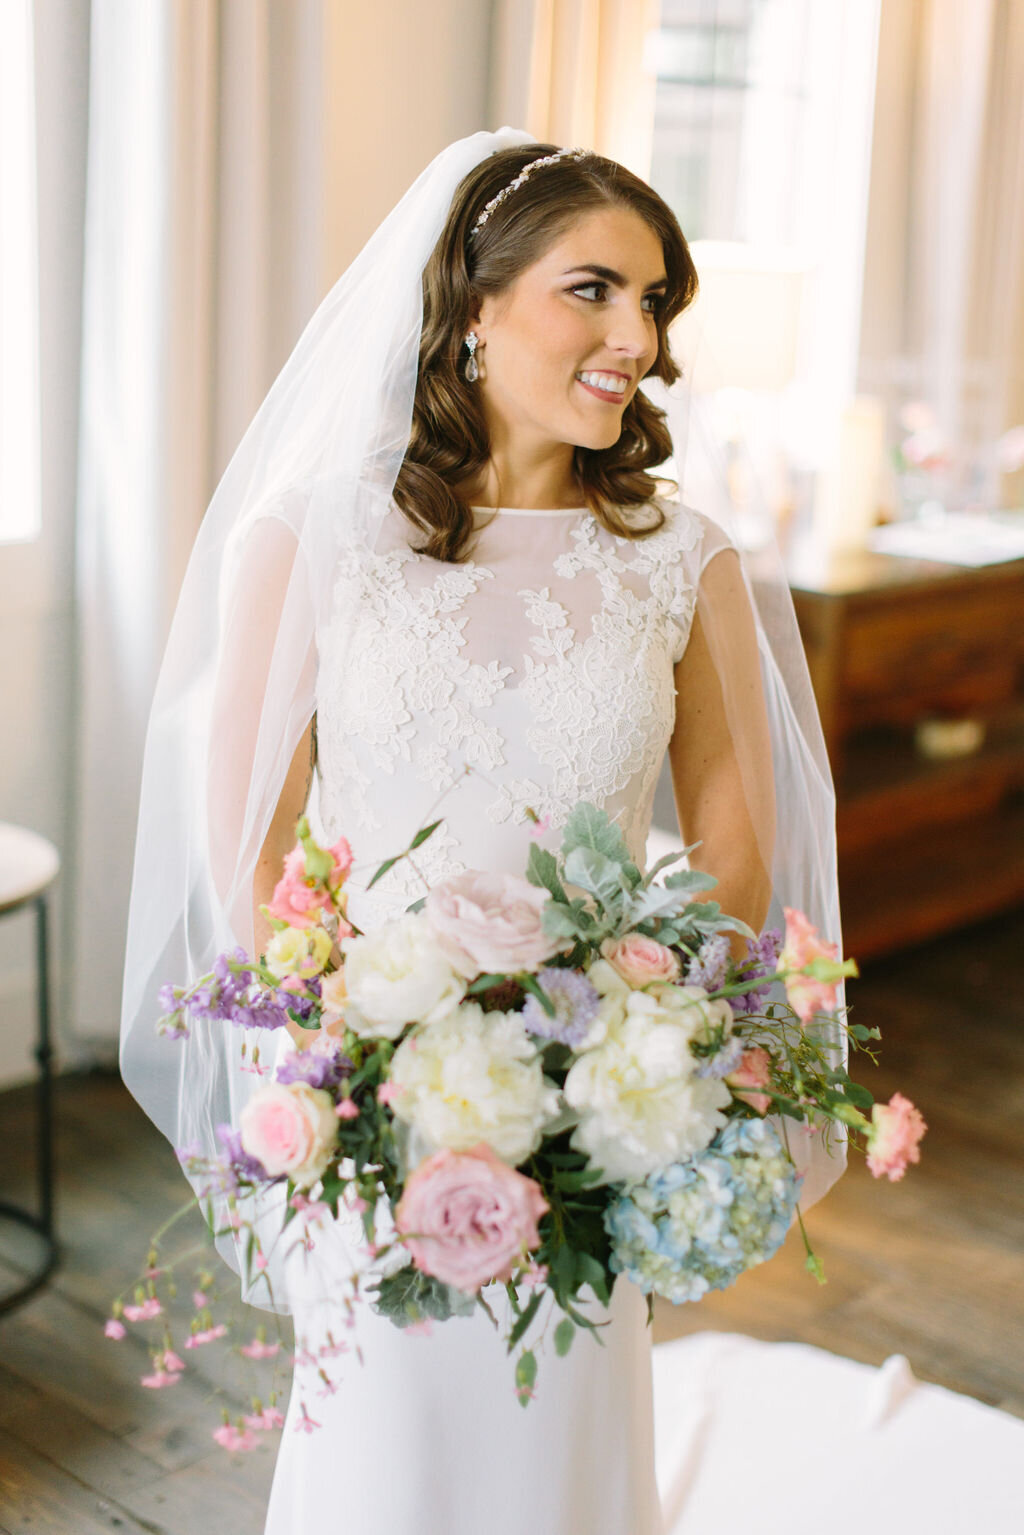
left=464, top=331, right=480, bottom=383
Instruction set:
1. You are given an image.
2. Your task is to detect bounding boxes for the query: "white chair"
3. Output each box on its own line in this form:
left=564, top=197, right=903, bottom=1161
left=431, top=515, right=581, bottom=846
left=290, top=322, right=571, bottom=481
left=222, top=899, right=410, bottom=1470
left=0, top=822, right=60, bottom=1313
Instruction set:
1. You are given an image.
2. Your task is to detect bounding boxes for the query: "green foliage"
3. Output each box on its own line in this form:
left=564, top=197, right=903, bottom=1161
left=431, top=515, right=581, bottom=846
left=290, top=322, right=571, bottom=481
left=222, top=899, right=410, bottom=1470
left=365, top=1263, right=476, bottom=1328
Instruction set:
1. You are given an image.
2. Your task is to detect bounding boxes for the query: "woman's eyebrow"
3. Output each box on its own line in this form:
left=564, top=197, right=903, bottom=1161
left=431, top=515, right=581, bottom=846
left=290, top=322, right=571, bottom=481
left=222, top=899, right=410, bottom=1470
left=561, top=263, right=669, bottom=291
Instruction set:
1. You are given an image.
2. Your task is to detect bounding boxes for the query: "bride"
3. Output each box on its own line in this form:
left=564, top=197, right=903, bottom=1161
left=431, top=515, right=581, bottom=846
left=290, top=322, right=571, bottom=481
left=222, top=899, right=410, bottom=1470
left=120, top=129, right=848, bottom=1534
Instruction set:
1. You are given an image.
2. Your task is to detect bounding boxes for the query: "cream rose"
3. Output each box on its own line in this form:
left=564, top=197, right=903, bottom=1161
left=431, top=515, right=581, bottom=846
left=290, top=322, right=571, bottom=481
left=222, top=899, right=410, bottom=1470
left=340, top=912, right=466, bottom=1039
left=239, top=1081, right=337, bottom=1187
left=424, top=870, right=563, bottom=979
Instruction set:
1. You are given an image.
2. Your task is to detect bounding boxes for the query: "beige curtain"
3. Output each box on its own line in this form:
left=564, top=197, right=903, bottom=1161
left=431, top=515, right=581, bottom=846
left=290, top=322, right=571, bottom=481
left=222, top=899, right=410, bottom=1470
left=490, top=0, right=661, bottom=178
left=858, top=0, right=1024, bottom=504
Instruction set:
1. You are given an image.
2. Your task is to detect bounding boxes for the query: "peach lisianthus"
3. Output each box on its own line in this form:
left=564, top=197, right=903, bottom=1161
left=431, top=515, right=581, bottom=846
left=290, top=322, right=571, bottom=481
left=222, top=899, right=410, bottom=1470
left=726, top=1046, right=773, bottom=1115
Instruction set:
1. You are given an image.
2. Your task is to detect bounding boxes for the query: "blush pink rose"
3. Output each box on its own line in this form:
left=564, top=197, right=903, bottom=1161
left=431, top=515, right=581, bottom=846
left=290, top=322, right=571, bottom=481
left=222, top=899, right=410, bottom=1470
left=600, top=933, right=681, bottom=989
left=726, top=1046, right=773, bottom=1115
left=424, top=871, right=563, bottom=979
left=395, top=1143, right=548, bottom=1294
left=778, top=907, right=841, bottom=1023
left=265, top=838, right=354, bottom=929
left=866, top=1092, right=927, bottom=1181
left=239, top=1081, right=337, bottom=1186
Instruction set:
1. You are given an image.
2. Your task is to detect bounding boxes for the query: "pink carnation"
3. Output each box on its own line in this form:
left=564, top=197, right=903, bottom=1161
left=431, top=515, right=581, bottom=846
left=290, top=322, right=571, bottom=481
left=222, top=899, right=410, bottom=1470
left=241, top=1337, right=281, bottom=1360
left=395, top=1143, right=548, bottom=1294
left=779, top=907, right=840, bottom=1023
left=866, top=1092, right=927, bottom=1181
left=265, top=837, right=354, bottom=930
left=123, top=1297, right=162, bottom=1321
left=600, top=933, right=680, bottom=988
left=141, top=1368, right=180, bottom=1389
left=424, top=870, right=563, bottom=979
left=726, top=1046, right=773, bottom=1115
left=104, top=1318, right=126, bottom=1339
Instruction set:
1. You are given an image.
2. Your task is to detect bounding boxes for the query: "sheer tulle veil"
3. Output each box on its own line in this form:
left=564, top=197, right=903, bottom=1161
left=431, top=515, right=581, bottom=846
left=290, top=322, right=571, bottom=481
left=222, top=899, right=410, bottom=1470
left=119, top=126, right=848, bottom=1309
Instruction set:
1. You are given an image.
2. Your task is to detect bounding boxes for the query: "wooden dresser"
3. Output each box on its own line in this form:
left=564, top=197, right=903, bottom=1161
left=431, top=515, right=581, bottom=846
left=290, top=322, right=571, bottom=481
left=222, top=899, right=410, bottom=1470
left=787, top=549, right=1024, bottom=959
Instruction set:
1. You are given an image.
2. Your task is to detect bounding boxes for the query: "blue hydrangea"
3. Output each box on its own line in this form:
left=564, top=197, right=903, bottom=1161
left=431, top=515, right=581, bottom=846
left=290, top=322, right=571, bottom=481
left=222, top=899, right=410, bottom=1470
left=603, top=1117, right=803, bottom=1303
left=520, top=966, right=600, bottom=1047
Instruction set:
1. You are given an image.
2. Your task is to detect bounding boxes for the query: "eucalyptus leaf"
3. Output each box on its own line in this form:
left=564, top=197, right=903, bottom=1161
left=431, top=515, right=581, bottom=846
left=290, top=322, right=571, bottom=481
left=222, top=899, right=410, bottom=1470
left=561, top=802, right=631, bottom=865
left=526, top=843, right=569, bottom=902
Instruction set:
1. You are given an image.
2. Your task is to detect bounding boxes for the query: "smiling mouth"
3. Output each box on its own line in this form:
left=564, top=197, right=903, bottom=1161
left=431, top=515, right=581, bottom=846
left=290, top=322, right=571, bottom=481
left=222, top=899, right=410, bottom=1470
left=575, top=374, right=629, bottom=403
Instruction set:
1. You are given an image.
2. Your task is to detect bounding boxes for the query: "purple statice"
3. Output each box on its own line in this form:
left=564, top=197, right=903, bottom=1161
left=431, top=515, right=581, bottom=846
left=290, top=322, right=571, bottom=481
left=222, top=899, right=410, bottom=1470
left=732, top=927, right=784, bottom=1015
left=685, top=935, right=730, bottom=993
left=229, top=988, right=295, bottom=1032
left=276, top=1046, right=353, bottom=1091
left=521, top=967, right=600, bottom=1049
left=157, top=983, right=189, bottom=1037
left=215, top=1124, right=269, bottom=1184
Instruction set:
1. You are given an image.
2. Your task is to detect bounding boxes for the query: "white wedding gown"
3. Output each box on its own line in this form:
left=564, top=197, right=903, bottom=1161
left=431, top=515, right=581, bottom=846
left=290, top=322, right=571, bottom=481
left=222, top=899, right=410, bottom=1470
left=263, top=496, right=733, bottom=1535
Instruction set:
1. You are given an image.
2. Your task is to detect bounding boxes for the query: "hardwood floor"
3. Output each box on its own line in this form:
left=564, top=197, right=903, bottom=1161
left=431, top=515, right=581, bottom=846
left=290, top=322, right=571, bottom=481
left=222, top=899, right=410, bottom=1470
left=1, top=908, right=1022, bottom=1531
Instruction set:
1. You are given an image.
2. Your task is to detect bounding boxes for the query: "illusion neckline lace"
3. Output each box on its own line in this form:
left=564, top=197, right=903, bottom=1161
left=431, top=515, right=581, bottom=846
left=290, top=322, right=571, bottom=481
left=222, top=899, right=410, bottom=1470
left=469, top=504, right=589, bottom=517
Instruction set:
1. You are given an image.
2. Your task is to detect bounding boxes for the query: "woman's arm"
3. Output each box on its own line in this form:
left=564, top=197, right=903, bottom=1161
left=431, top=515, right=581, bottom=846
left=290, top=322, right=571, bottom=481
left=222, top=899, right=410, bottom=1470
left=254, top=712, right=317, bottom=1047
left=667, top=548, right=776, bottom=963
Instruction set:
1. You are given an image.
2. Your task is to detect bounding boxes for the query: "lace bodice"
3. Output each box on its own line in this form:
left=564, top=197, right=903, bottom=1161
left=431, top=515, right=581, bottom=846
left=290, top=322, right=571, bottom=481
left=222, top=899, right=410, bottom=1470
left=313, top=498, right=733, bottom=931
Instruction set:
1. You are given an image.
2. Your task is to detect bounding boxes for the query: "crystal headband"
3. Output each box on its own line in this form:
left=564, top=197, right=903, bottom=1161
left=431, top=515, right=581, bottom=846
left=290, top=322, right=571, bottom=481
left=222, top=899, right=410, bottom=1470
left=468, top=146, right=591, bottom=240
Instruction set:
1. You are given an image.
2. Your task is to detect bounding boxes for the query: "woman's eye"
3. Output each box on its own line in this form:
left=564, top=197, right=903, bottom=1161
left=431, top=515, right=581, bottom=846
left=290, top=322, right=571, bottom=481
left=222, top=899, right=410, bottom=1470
left=570, top=283, right=661, bottom=314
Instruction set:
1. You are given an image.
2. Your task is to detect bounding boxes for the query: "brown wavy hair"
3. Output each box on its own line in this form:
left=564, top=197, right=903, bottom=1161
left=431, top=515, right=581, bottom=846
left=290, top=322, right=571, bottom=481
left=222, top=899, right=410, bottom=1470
left=393, top=143, right=699, bottom=563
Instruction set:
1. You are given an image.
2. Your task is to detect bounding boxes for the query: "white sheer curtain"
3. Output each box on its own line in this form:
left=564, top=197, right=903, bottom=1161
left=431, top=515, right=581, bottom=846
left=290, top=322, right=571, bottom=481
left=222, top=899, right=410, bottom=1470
left=857, top=0, right=1024, bottom=504
left=71, top=0, right=327, bottom=1046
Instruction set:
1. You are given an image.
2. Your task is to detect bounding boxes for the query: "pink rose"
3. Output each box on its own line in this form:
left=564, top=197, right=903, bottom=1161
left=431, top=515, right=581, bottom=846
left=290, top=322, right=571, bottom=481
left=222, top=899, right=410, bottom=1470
left=265, top=838, right=354, bottom=930
left=778, top=907, right=840, bottom=1024
left=726, top=1046, right=773, bottom=1115
left=395, top=1143, right=548, bottom=1294
left=239, top=1081, right=337, bottom=1186
left=866, top=1092, right=927, bottom=1181
left=599, top=933, right=681, bottom=989
left=424, top=871, right=563, bottom=978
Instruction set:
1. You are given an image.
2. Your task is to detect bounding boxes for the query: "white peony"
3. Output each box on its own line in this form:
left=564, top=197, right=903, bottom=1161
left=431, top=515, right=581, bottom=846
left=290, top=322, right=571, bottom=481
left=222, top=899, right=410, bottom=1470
left=340, top=912, right=466, bottom=1040
left=563, top=984, right=732, bottom=1183
left=388, top=1002, right=561, bottom=1165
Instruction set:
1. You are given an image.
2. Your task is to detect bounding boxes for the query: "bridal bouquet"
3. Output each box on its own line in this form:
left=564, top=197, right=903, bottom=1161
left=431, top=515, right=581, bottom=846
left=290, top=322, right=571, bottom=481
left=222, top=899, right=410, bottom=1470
left=108, top=800, right=925, bottom=1443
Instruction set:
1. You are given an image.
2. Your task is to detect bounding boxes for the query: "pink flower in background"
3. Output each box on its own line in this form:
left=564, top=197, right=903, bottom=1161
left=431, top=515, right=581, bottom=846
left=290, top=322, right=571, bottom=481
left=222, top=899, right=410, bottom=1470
left=778, top=908, right=840, bottom=1023
left=141, top=1368, right=180, bottom=1389
left=245, top=1406, right=285, bottom=1431
left=241, top=1337, right=281, bottom=1360
left=395, top=1143, right=548, bottom=1294
left=123, top=1297, right=162, bottom=1322
left=866, top=1092, right=927, bottom=1181
left=335, top=1097, right=360, bottom=1119
left=726, top=1046, right=773, bottom=1115
left=600, top=933, right=681, bottom=989
left=160, top=1350, right=186, bottom=1373
left=213, top=1423, right=259, bottom=1452
left=425, top=870, right=563, bottom=978
left=104, top=1318, right=126, bottom=1339
left=186, top=1324, right=227, bottom=1349
left=527, top=814, right=551, bottom=841
left=405, top=1319, right=433, bottom=1337
left=294, top=1404, right=321, bottom=1434
left=376, top=1081, right=401, bottom=1106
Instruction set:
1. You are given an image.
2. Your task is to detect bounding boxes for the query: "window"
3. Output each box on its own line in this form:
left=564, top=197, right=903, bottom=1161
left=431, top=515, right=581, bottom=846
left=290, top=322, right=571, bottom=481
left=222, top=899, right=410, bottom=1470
left=0, top=0, right=41, bottom=544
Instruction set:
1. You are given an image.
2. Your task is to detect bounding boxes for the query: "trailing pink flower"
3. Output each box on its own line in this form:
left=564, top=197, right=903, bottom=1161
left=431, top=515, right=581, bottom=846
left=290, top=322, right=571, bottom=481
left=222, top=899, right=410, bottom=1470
left=213, top=1423, right=259, bottom=1452
left=104, top=1318, right=127, bottom=1339
left=294, top=1403, right=321, bottom=1434
left=245, top=1406, right=285, bottom=1431
left=186, top=1323, right=228, bottom=1348
left=335, top=1096, right=360, bottom=1119
left=241, top=1337, right=281, bottom=1360
left=866, top=1092, right=927, bottom=1181
left=141, top=1368, right=180, bottom=1389
left=396, top=1143, right=548, bottom=1294
left=123, top=1297, right=163, bottom=1322
left=160, top=1350, right=186, bottom=1373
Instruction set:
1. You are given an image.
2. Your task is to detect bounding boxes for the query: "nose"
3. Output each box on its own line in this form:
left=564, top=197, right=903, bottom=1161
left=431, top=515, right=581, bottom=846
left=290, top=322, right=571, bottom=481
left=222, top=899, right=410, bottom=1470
left=604, top=298, right=655, bottom=363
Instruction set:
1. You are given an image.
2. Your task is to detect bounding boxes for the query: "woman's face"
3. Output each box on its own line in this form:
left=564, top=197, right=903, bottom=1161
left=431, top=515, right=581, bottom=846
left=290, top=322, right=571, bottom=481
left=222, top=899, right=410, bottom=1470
left=472, top=205, right=667, bottom=460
